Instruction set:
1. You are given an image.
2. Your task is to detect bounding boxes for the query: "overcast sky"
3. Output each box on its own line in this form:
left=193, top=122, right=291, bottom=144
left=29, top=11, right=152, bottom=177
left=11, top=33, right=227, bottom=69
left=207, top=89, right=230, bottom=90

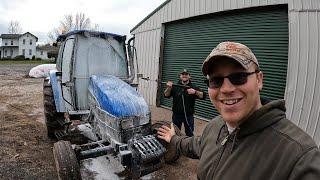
left=0, top=0, right=165, bottom=44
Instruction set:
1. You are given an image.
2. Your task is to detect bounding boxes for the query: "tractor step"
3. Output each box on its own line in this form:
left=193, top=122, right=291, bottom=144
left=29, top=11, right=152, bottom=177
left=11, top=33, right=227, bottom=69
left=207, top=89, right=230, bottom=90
left=54, top=130, right=68, bottom=140
left=56, top=118, right=72, bottom=127
left=132, top=135, right=166, bottom=164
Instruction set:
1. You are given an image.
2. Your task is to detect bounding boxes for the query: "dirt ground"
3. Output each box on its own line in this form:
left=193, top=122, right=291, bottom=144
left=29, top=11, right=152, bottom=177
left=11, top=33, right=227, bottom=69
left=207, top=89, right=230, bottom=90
left=0, top=63, right=208, bottom=180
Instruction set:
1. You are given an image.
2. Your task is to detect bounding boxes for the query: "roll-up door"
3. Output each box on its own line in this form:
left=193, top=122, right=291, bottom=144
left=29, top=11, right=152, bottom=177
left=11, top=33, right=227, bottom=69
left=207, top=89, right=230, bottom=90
left=160, top=5, right=288, bottom=120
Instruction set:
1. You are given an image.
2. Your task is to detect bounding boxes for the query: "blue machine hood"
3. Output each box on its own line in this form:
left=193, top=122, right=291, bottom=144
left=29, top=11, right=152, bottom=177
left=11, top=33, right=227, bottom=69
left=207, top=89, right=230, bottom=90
left=88, top=75, right=149, bottom=118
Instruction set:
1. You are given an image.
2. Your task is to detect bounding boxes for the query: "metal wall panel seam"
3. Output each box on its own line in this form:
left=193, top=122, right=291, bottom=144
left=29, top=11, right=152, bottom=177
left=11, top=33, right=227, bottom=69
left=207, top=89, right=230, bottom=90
left=164, top=2, right=168, bottom=23
left=131, top=27, right=162, bottom=35
left=284, top=10, right=294, bottom=120
left=146, top=31, right=152, bottom=104
left=299, top=12, right=311, bottom=130
left=288, top=12, right=300, bottom=120
left=176, top=0, right=181, bottom=20
left=291, top=0, right=302, bottom=9
left=305, top=12, right=318, bottom=131
left=185, top=0, right=190, bottom=18
left=191, top=0, right=196, bottom=17
left=296, top=13, right=309, bottom=127
left=311, top=11, right=320, bottom=137
left=200, top=0, right=206, bottom=13
left=151, top=31, right=157, bottom=105
left=142, top=33, right=147, bottom=100
left=309, top=12, right=319, bottom=137
left=152, top=30, right=160, bottom=105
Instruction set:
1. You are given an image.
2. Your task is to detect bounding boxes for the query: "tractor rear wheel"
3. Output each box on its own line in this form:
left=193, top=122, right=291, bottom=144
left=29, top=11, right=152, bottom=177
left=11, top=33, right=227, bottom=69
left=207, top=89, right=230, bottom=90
left=53, top=140, right=81, bottom=180
left=43, top=79, right=64, bottom=139
left=152, top=121, right=182, bottom=164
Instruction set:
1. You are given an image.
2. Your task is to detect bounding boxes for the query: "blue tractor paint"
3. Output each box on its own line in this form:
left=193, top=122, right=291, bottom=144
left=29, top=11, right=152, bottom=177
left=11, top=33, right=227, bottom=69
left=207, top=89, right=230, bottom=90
left=49, top=70, right=66, bottom=112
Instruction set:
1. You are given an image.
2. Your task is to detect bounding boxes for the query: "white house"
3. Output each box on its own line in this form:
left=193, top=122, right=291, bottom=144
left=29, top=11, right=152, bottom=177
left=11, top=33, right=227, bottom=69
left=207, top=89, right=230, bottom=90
left=36, top=44, right=56, bottom=60
left=0, top=32, right=38, bottom=59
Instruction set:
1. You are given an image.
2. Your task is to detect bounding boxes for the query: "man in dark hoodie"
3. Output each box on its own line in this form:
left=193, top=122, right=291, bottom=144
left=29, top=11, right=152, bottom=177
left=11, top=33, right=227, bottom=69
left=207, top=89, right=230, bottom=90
left=158, top=41, right=320, bottom=179
left=164, top=69, right=205, bottom=136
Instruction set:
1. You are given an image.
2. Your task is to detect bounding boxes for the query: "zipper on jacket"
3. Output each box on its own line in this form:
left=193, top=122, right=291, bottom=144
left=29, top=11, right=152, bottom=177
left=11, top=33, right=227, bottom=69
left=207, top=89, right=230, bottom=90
left=211, top=135, right=229, bottom=177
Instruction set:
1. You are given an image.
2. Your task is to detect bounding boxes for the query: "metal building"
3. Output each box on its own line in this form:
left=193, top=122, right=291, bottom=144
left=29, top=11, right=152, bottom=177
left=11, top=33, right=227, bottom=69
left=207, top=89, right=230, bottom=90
left=130, top=0, right=320, bottom=145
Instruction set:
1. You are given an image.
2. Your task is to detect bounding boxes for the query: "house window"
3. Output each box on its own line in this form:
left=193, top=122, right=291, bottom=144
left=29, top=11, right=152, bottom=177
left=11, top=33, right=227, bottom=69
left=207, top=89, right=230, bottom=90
left=4, top=50, right=7, bottom=56
left=40, top=51, right=43, bottom=55
left=29, top=49, right=32, bottom=55
left=30, top=40, right=32, bottom=45
left=5, top=41, right=7, bottom=45
left=22, top=49, right=25, bottom=56
left=11, top=41, right=13, bottom=45
left=10, top=49, right=13, bottom=56
left=23, top=39, right=25, bottom=45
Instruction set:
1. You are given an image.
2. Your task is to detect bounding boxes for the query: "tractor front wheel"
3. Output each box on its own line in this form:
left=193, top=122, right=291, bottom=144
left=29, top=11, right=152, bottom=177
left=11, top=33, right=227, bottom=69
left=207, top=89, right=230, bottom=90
left=53, top=140, right=81, bottom=180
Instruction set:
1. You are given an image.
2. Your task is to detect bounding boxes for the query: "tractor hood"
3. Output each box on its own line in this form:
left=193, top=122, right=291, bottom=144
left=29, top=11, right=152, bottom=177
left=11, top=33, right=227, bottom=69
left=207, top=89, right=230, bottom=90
left=88, top=75, right=149, bottom=118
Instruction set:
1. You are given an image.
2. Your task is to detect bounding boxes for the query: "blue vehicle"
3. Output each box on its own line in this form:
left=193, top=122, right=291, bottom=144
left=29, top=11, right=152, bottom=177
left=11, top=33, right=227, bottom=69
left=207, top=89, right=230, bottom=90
left=43, top=30, right=180, bottom=179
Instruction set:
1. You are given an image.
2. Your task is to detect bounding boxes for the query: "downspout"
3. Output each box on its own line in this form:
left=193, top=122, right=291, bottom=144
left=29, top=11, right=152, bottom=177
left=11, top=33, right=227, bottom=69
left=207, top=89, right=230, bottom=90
left=127, top=37, right=135, bottom=83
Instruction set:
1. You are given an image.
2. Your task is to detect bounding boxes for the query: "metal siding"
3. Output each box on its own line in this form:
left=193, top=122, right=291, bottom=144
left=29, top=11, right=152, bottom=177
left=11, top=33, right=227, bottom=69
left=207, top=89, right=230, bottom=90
left=205, top=0, right=212, bottom=13
left=189, top=0, right=196, bottom=17
left=285, top=12, right=299, bottom=124
left=135, top=29, right=161, bottom=106
left=286, top=11, right=320, bottom=145
left=160, top=7, right=288, bottom=120
left=291, top=12, right=309, bottom=126
left=292, top=0, right=303, bottom=9
left=200, top=0, right=206, bottom=13
left=305, top=12, right=319, bottom=135
left=297, top=12, right=312, bottom=130
left=313, top=11, right=320, bottom=146
left=167, top=1, right=172, bottom=22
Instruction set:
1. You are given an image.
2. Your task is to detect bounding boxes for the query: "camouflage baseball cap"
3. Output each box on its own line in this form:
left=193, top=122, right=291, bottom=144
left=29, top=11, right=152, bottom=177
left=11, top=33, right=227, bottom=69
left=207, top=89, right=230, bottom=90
left=202, top=41, right=259, bottom=76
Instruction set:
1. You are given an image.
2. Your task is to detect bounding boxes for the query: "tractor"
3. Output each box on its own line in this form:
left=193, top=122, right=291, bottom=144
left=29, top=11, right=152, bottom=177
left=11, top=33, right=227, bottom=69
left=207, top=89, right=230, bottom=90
left=43, top=30, right=180, bottom=179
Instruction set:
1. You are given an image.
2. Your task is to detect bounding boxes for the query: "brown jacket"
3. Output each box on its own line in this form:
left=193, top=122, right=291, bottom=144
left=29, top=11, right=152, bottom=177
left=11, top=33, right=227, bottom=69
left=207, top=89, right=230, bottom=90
left=171, top=100, right=320, bottom=180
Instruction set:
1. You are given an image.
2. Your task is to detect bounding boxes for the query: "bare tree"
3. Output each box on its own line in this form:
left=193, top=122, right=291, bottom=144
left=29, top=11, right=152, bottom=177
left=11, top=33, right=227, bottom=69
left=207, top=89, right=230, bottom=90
left=48, top=13, right=99, bottom=42
left=8, top=20, right=23, bottom=34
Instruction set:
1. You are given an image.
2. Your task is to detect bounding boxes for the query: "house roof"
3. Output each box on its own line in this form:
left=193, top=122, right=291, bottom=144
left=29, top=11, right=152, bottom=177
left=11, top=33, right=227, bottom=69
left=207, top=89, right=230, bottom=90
left=0, top=45, right=19, bottom=48
left=0, top=32, right=38, bottom=41
left=0, top=34, right=20, bottom=39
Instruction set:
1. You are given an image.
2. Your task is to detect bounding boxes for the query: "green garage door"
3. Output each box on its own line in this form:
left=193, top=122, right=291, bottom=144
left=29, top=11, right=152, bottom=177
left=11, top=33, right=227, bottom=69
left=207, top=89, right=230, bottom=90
left=160, top=5, right=288, bottom=120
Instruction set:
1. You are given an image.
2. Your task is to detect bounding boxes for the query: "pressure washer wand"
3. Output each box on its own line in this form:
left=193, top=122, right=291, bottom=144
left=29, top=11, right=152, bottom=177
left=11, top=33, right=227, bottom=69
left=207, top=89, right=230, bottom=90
left=161, top=81, right=191, bottom=89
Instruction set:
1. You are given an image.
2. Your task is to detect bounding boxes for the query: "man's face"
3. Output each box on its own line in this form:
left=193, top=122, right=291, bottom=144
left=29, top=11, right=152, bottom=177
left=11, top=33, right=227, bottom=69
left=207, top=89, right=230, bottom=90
left=208, top=58, right=263, bottom=127
left=180, top=73, right=190, bottom=82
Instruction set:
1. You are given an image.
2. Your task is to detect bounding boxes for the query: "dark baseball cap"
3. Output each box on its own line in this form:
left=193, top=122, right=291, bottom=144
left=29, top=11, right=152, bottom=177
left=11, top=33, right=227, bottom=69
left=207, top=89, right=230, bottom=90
left=202, top=41, right=259, bottom=76
left=180, top=69, right=190, bottom=74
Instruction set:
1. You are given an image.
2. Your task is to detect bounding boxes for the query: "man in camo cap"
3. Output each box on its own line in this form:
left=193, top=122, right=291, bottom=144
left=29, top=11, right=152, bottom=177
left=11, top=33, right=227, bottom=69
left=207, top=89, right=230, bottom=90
left=158, top=41, right=320, bottom=179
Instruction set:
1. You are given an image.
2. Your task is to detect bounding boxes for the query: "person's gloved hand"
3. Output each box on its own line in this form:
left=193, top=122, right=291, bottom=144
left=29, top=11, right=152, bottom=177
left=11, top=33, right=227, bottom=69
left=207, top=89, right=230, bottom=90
left=157, top=123, right=176, bottom=143
left=187, top=88, right=196, bottom=94
left=166, top=81, right=173, bottom=88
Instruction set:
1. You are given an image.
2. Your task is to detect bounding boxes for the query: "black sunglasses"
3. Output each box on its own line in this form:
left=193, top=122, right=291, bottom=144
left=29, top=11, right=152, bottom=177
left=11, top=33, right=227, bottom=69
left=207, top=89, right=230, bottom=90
left=205, top=70, right=260, bottom=88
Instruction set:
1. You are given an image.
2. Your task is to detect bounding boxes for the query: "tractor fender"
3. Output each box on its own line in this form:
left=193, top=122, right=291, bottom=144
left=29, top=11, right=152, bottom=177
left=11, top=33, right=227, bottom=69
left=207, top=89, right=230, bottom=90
left=49, top=70, right=66, bottom=112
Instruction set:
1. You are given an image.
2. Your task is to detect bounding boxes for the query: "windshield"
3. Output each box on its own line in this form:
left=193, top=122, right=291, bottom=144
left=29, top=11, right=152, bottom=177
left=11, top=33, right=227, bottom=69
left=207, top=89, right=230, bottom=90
left=75, top=35, right=128, bottom=78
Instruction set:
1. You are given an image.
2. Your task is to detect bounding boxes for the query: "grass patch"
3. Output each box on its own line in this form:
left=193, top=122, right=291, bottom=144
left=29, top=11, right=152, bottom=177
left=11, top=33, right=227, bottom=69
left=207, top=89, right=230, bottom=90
left=0, top=60, right=55, bottom=64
